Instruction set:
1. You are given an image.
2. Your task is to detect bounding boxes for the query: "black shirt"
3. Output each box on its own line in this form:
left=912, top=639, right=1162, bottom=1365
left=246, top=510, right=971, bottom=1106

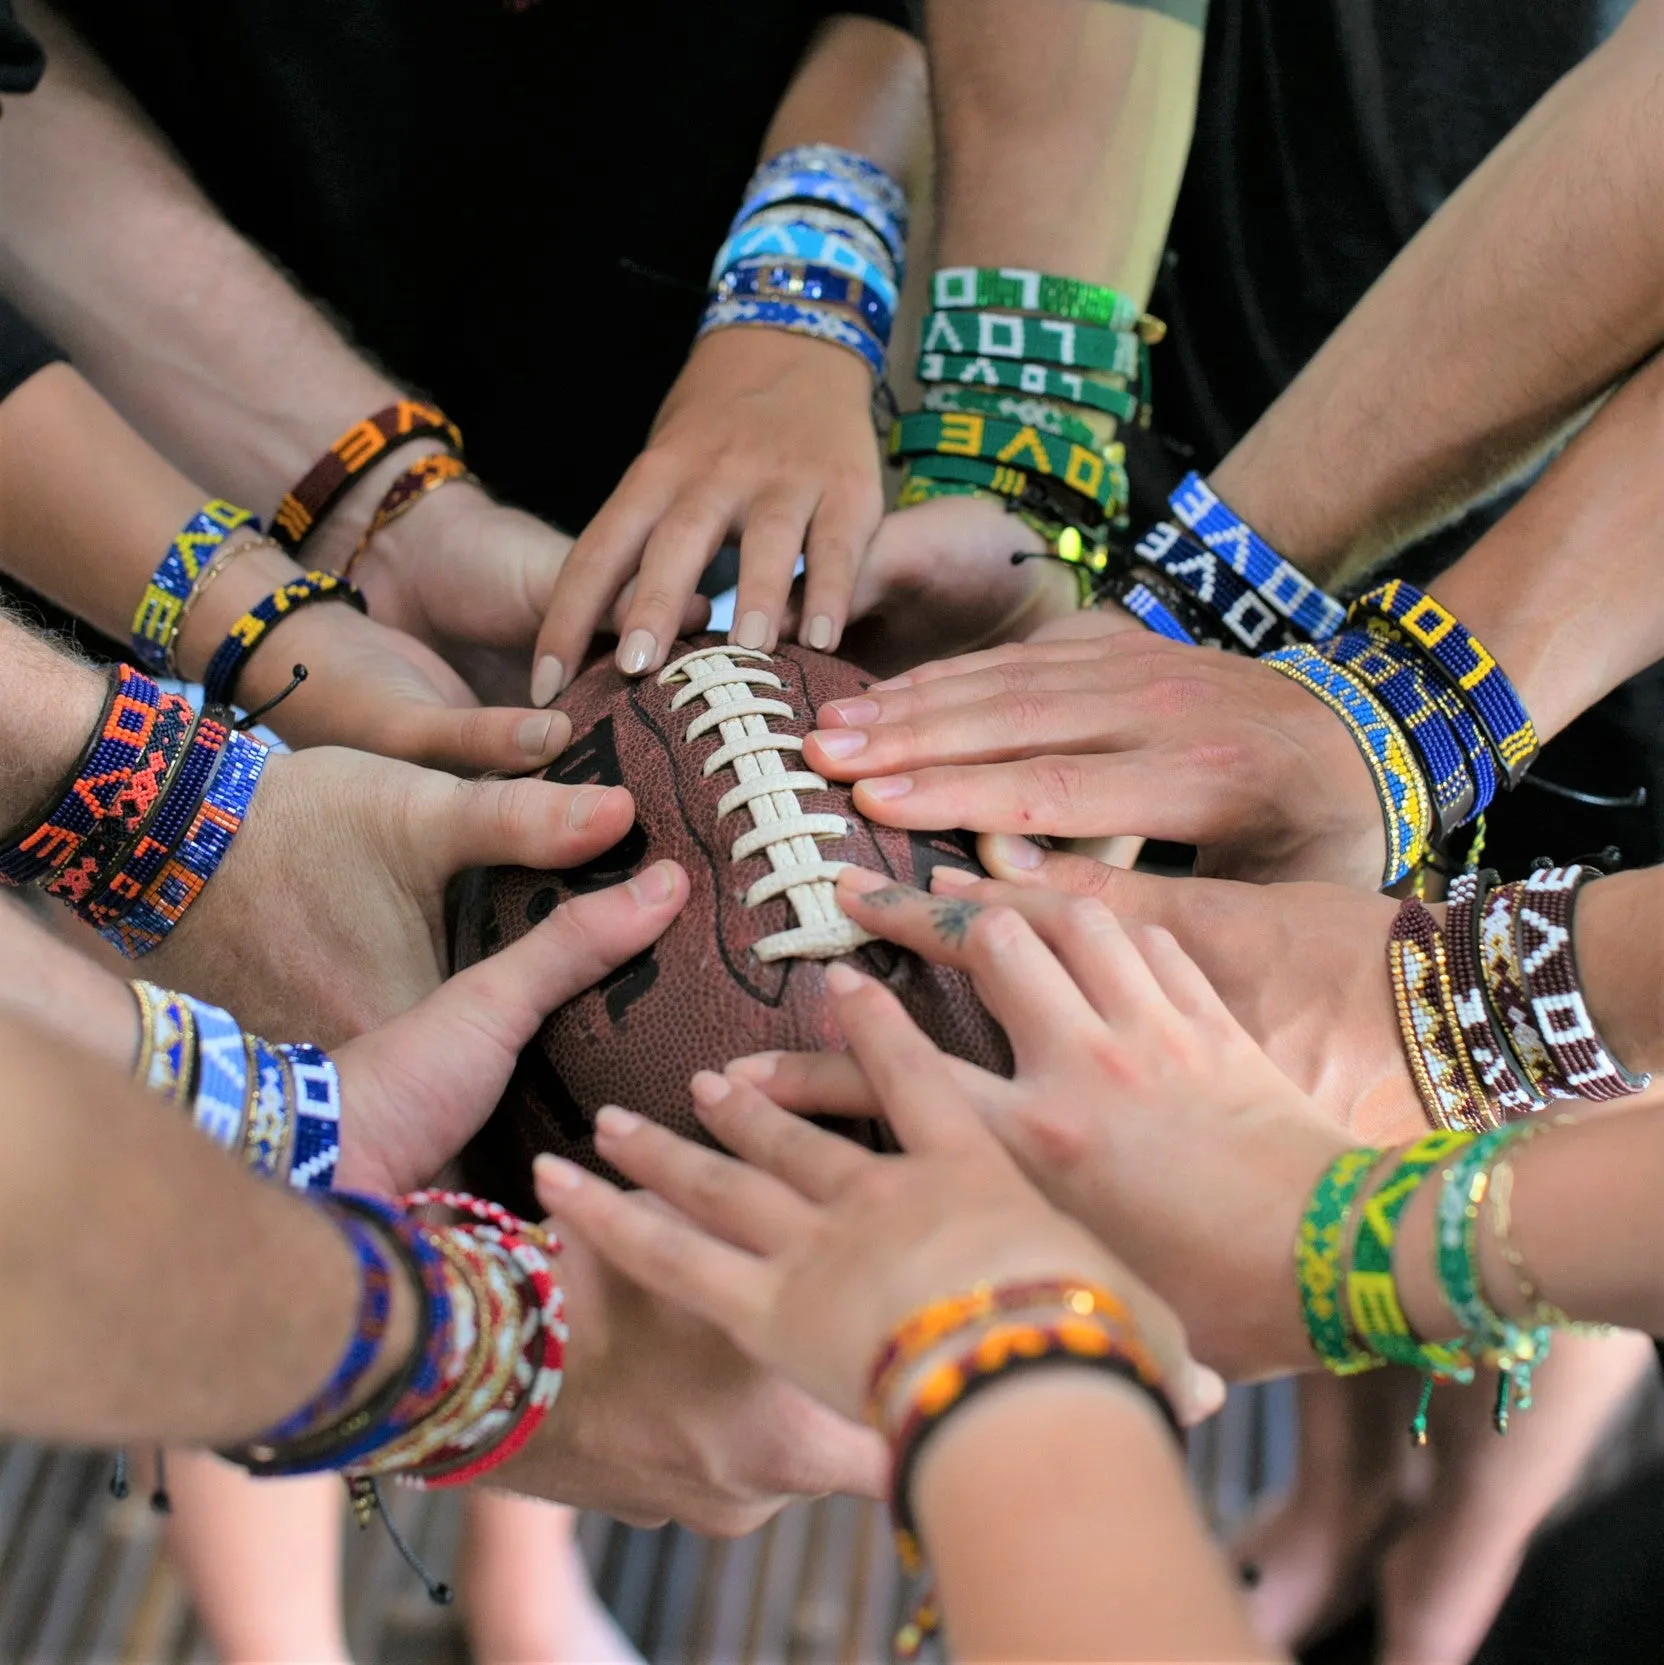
left=0, top=0, right=43, bottom=92
left=52, top=0, right=912, bottom=534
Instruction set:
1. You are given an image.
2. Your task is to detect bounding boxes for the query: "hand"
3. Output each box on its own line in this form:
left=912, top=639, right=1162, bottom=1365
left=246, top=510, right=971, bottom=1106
left=494, top=1234, right=887, bottom=1536
left=533, top=328, right=883, bottom=691
left=533, top=965, right=1219, bottom=1428
left=801, top=631, right=1387, bottom=886
left=834, top=494, right=1085, bottom=679
left=135, top=746, right=642, bottom=1044
left=725, top=872, right=1353, bottom=1381
left=332, top=861, right=688, bottom=1195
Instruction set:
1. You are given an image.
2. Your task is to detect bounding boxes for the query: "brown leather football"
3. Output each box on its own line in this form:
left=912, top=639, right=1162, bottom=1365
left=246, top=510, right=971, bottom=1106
left=452, top=634, right=1011, bottom=1211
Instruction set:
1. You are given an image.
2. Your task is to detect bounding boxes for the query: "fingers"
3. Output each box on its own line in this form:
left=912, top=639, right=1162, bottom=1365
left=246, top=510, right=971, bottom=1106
left=725, top=1049, right=881, bottom=1118
left=534, top=1152, right=775, bottom=1343
left=729, top=486, right=815, bottom=652
left=834, top=873, right=1102, bottom=1075
left=386, top=703, right=575, bottom=777
left=691, top=1071, right=872, bottom=1201
left=796, top=473, right=883, bottom=655
left=1124, top=922, right=1238, bottom=1027
left=863, top=635, right=1121, bottom=694
left=426, top=777, right=639, bottom=879
left=620, top=485, right=739, bottom=674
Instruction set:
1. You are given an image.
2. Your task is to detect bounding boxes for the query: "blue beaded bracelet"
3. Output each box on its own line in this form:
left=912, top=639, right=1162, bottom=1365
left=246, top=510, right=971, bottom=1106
left=1135, top=522, right=1286, bottom=654
left=201, top=572, right=367, bottom=710
left=732, top=173, right=907, bottom=271
left=1168, top=473, right=1346, bottom=642
left=748, top=144, right=909, bottom=224
left=130, top=502, right=259, bottom=674
left=181, top=992, right=251, bottom=1152
left=1349, top=580, right=1539, bottom=785
left=243, top=1035, right=292, bottom=1182
left=697, top=296, right=886, bottom=377
left=711, top=220, right=898, bottom=309
left=279, top=1042, right=343, bottom=1194
left=1114, top=579, right=1198, bottom=645
left=713, top=260, right=894, bottom=343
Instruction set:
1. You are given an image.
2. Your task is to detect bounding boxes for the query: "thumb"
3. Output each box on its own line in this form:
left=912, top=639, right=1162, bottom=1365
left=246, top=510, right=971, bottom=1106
left=427, top=776, right=638, bottom=878
left=388, top=704, right=574, bottom=777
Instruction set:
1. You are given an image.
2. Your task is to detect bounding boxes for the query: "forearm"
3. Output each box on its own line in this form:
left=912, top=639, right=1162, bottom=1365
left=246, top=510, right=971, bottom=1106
left=0, top=1014, right=414, bottom=1446
left=915, top=1370, right=1273, bottom=1661
left=0, top=896, right=140, bottom=1067
left=0, top=611, right=105, bottom=830
left=926, top=0, right=1202, bottom=303
left=1211, top=0, right=1664, bottom=580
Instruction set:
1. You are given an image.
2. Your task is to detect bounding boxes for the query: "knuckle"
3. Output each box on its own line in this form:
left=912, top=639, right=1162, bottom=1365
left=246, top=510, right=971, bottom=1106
left=996, top=691, right=1058, bottom=743
left=967, top=903, right=1029, bottom=958
left=1026, top=755, right=1094, bottom=812
left=1058, top=895, right=1116, bottom=942
left=1137, top=671, right=1220, bottom=723
left=1016, top=1100, right=1091, bottom=1167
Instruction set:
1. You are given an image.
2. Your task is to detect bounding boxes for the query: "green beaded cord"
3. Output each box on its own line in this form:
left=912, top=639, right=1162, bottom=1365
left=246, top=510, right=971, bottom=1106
left=1295, top=1147, right=1388, bottom=1376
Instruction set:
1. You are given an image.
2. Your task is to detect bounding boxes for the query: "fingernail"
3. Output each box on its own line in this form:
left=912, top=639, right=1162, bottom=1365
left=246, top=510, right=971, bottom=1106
left=837, top=866, right=890, bottom=895
left=533, top=1153, right=583, bottom=1193
left=726, top=1051, right=781, bottom=1082
left=595, top=1105, right=642, bottom=1137
left=531, top=655, right=565, bottom=708
left=811, top=728, right=867, bottom=760
left=930, top=864, right=977, bottom=890
left=824, top=698, right=879, bottom=726
left=517, top=713, right=558, bottom=758
left=628, top=859, right=677, bottom=904
left=806, top=614, right=835, bottom=651
left=568, top=786, right=610, bottom=829
left=734, top=610, right=770, bottom=650
left=691, top=1070, right=733, bottom=1104
left=826, top=962, right=865, bottom=995
left=989, top=833, right=1043, bottom=870
left=858, top=774, right=913, bottom=801
left=619, top=629, right=658, bottom=675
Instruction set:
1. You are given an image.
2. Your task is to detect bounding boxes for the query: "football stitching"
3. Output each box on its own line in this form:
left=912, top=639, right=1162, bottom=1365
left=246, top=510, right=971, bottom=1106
left=659, top=645, right=875, bottom=962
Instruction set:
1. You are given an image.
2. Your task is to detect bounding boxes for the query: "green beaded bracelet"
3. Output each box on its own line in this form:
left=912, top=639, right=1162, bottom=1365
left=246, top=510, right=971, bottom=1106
left=930, top=267, right=1160, bottom=334
left=1296, top=1147, right=1389, bottom=1376
left=920, top=310, right=1141, bottom=375
left=890, top=411, right=1122, bottom=514
left=921, top=385, right=1107, bottom=450
left=917, top=352, right=1142, bottom=423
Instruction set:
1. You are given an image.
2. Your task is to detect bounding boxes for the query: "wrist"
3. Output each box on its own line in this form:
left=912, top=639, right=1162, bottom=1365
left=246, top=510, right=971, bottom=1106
left=0, top=634, right=109, bottom=834
left=1569, top=868, right=1663, bottom=1075
left=171, top=535, right=306, bottom=684
left=295, top=436, right=455, bottom=576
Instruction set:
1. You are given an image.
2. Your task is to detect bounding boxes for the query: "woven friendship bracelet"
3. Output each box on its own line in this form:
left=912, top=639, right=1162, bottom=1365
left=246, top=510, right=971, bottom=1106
left=916, top=352, right=1141, bottom=423
left=1259, top=646, right=1429, bottom=887
left=921, top=309, right=1140, bottom=375
left=1516, top=866, right=1649, bottom=1101
left=201, top=572, right=368, bottom=709
left=891, top=412, right=1123, bottom=514
left=272, top=401, right=463, bottom=552
left=100, top=727, right=267, bottom=958
left=342, top=453, right=477, bottom=579
left=0, top=665, right=162, bottom=888
left=711, top=217, right=898, bottom=303
left=130, top=501, right=260, bottom=673
left=1135, top=521, right=1287, bottom=654
left=714, top=260, right=894, bottom=340
left=930, top=267, right=1160, bottom=335
left=79, top=709, right=224, bottom=931
left=697, top=296, right=886, bottom=377
left=1347, top=1130, right=1477, bottom=1380
left=1168, top=473, right=1346, bottom=642
left=1351, top=581, right=1538, bottom=783
left=732, top=173, right=907, bottom=270
left=1297, top=1146, right=1389, bottom=1375
left=1390, top=899, right=1490, bottom=1133
left=921, top=385, right=1107, bottom=449
left=129, top=979, right=198, bottom=1104
left=744, top=144, right=909, bottom=226
left=1445, top=872, right=1544, bottom=1119
left=278, top=1042, right=343, bottom=1194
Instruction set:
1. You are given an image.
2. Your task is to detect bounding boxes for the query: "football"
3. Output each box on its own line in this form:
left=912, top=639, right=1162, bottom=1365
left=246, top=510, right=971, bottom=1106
left=452, top=633, right=1012, bottom=1209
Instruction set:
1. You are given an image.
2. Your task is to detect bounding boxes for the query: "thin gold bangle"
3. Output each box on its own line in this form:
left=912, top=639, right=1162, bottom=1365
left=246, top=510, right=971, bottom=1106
left=163, top=533, right=281, bottom=677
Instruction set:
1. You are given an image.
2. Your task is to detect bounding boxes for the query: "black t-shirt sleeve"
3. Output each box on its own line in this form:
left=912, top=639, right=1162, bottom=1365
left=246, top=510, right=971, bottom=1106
left=0, top=0, right=45, bottom=92
left=0, top=294, right=66, bottom=404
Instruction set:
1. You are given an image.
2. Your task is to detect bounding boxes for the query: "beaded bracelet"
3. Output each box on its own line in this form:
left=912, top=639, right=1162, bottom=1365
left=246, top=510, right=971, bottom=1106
left=242, top=1035, right=295, bottom=1182
left=1349, top=580, right=1539, bottom=785
left=130, top=501, right=261, bottom=673
left=713, top=260, right=894, bottom=342
left=100, top=727, right=268, bottom=958
left=278, top=1043, right=343, bottom=1194
left=1296, top=1146, right=1390, bottom=1376
left=711, top=215, right=898, bottom=302
left=916, top=352, right=1142, bottom=424
left=921, top=309, right=1140, bottom=376
left=164, top=536, right=283, bottom=678
left=891, top=412, right=1122, bottom=515
left=1134, top=521, right=1287, bottom=654
left=696, top=296, right=886, bottom=378
left=129, top=979, right=199, bottom=1104
left=272, top=401, right=464, bottom=553
left=341, top=453, right=476, bottom=580
left=200, top=572, right=368, bottom=709
left=746, top=144, right=910, bottom=223
left=1103, top=574, right=1199, bottom=645
left=185, top=994, right=252, bottom=1151
left=732, top=172, right=906, bottom=272
left=1488, top=1136, right=1577, bottom=1331
left=1515, top=866, right=1649, bottom=1100
left=0, top=665, right=161, bottom=888
left=921, top=383, right=1110, bottom=449
left=931, top=267, right=1161, bottom=334
left=1443, top=872, right=1543, bottom=1119
left=1168, top=473, right=1345, bottom=642
left=1389, top=898, right=1491, bottom=1133
left=901, top=453, right=1120, bottom=534
left=1259, top=646, right=1430, bottom=887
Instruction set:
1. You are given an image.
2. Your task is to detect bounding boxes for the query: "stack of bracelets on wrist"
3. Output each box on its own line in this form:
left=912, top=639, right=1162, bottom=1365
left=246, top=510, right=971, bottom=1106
left=895, top=268, right=1166, bottom=601
left=223, top=1191, right=564, bottom=1509
left=702, top=145, right=908, bottom=380
left=1387, top=864, right=1648, bottom=1136
left=0, top=664, right=267, bottom=957
left=128, top=980, right=343, bottom=1191
left=129, top=500, right=264, bottom=675
left=864, top=1277, right=1177, bottom=1659
left=1296, top=1120, right=1581, bottom=1444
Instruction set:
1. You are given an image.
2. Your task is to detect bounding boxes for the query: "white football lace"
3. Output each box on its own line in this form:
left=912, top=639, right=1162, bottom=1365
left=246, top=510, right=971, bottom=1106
left=659, top=645, right=876, bottom=962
